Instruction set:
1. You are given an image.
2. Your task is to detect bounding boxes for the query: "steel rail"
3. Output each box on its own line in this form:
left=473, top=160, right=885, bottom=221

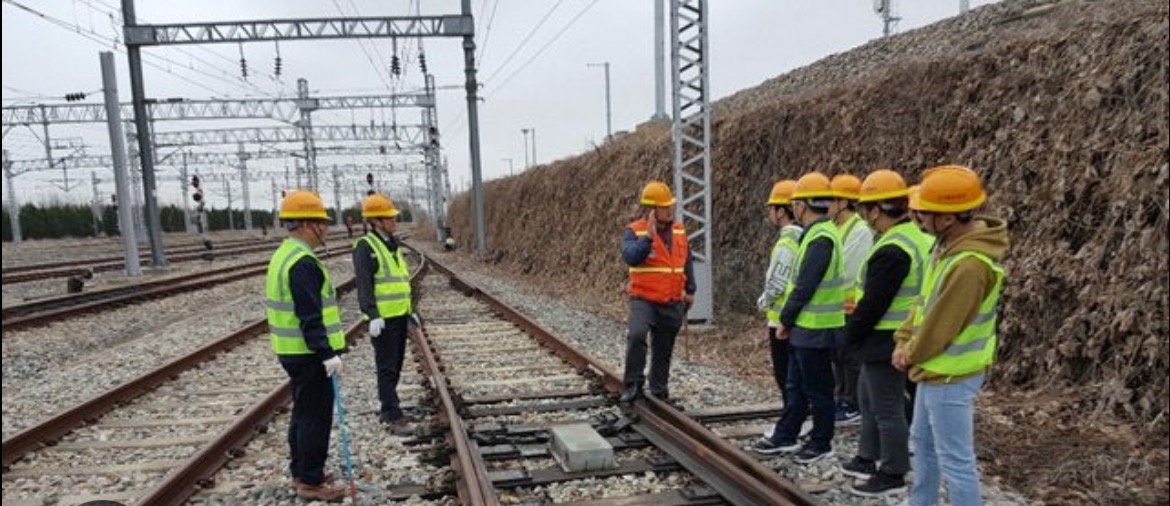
left=419, top=249, right=821, bottom=506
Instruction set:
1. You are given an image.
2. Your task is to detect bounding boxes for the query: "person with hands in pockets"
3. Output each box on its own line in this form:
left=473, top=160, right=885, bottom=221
left=266, top=190, right=347, bottom=502
left=353, top=193, right=418, bottom=436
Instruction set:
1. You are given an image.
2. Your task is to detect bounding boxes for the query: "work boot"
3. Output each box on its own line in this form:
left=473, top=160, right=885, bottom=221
left=291, top=472, right=335, bottom=489
left=381, top=416, right=414, bottom=437
left=295, top=482, right=346, bottom=502
left=619, top=384, right=643, bottom=404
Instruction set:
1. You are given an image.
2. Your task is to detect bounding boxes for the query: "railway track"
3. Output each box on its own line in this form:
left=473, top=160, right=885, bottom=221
left=1, top=246, right=353, bottom=332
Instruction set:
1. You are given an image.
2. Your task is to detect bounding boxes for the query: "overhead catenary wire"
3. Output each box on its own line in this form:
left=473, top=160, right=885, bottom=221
left=488, top=0, right=602, bottom=98
left=481, top=0, right=569, bottom=86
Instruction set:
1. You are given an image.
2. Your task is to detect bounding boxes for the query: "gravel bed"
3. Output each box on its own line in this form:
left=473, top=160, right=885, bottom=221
left=1, top=257, right=353, bottom=438
left=409, top=241, right=1038, bottom=505
left=2, top=337, right=281, bottom=503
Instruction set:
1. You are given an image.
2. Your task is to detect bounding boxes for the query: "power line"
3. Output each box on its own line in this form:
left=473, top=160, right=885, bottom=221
left=482, top=0, right=569, bottom=85
left=332, top=0, right=395, bottom=91
left=476, top=0, right=500, bottom=65
left=3, top=0, right=232, bottom=95
left=488, top=0, right=601, bottom=97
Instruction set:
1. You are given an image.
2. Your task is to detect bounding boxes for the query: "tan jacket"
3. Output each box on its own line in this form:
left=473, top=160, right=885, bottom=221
left=895, top=216, right=1008, bottom=383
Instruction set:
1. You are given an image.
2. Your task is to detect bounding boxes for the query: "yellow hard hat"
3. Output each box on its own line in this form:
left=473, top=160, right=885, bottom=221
left=791, top=172, right=835, bottom=200
left=279, top=190, right=329, bottom=220
left=858, top=169, right=910, bottom=203
left=640, top=181, right=675, bottom=207
left=768, top=180, right=798, bottom=205
left=830, top=174, right=862, bottom=200
left=361, top=193, right=400, bottom=218
left=913, top=165, right=987, bottom=213
left=907, top=185, right=922, bottom=210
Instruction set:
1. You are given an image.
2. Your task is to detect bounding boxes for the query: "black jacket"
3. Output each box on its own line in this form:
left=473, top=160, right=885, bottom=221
left=845, top=219, right=913, bottom=363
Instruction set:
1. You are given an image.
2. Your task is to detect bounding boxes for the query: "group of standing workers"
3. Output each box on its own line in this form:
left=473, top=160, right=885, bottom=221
left=265, top=190, right=417, bottom=502
left=621, top=165, right=1006, bottom=505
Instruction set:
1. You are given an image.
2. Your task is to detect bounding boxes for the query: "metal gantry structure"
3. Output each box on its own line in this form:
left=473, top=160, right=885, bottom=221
left=670, top=0, right=713, bottom=322
left=118, top=0, right=487, bottom=265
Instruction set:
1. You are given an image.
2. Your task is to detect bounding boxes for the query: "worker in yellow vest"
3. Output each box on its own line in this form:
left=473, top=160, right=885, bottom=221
left=752, top=172, right=845, bottom=465
left=266, top=190, right=346, bottom=502
left=620, top=181, right=695, bottom=404
left=758, top=180, right=802, bottom=425
left=840, top=169, right=933, bottom=497
left=829, top=174, right=873, bottom=425
left=353, top=194, right=417, bottom=436
left=893, top=166, right=1008, bottom=506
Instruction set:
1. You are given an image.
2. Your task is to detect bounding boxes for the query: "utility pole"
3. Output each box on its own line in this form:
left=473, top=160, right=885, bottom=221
left=224, top=177, right=235, bottom=231
left=502, top=157, right=514, bottom=176
left=100, top=50, right=141, bottom=275
left=331, top=165, right=343, bottom=226
left=39, top=105, right=63, bottom=192
left=295, top=78, right=319, bottom=191
left=271, top=177, right=279, bottom=229
left=521, top=129, right=531, bottom=169
left=90, top=171, right=102, bottom=236
left=180, top=153, right=193, bottom=233
left=122, top=0, right=167, bottom=267
left=587, top=62, right=613, bottom=141
left=652, top=0, right=668, bottom=122
left=3, top=150, right=22, bottom=244
left=531, top=127, right=537, bottom=166
left=960, top=0, right=970, bottom=14
left=238, top=143, right=252, bottom=231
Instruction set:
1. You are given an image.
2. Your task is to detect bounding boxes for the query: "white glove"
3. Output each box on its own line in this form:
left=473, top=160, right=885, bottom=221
left=409, top=313, right=423, bottom=329
left=757, top=294, right=769, bottom=312
left=323, top=356, right=343, bottom=377
left=367, top=317, right=385, bottom=337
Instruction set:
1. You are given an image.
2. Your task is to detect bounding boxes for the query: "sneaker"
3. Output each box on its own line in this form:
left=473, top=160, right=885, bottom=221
left=295, top=482, right=347, bottom=502
left=838, top=456, right=877, bottom=479
left=848, top=471, right=907, bottom=497
left=751, top=437, right=801, bottom=455
left=799, top=419, right=814, bottom=438
left=794, top=445, right=834, bottom=464
left=835, top=404, right=861, bottom=426
left=762, top=426, right=775, bottom=439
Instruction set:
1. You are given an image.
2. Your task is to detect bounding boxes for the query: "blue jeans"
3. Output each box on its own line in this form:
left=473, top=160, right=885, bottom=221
left=909, top=373, right=984, bottom=506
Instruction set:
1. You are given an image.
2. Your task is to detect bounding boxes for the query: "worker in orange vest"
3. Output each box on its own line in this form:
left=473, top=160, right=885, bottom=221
left=620, top=181, right=695, bottom=404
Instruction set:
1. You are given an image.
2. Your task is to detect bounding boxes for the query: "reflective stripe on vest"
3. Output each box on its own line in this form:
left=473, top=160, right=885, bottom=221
left=627, top=220, right=689, bottom=304
left=856, top=221, right=934, bottom=330
left=766, top=227, right=803, bottom=324
left=912, top=251, right=1004, bottom=377
left=355, top=233, right=412, bottom=318
left=785, top=220, right=846, bottom=329
left=266, top=239, right=346, bottom=355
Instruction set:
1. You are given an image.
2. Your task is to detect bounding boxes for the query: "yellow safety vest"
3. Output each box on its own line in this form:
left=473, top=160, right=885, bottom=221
left=266, top=239, right=346, bottom=355
left=766, top=226, right=802, bottom=324
left=355, top=233, right=412, bottom=318
left=785, top=220, right=846, bottom=329
left=912, top=251, right=1004, bottom=376
left=856, top=221, right=934, bottom=330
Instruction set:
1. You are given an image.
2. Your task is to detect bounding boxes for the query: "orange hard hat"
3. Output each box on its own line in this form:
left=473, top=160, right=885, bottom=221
left=913, top=165, right=987, bottom=213
left=830, top=174, right=862, bottom=200
left=361, top=193, right=400, bottom=218
left=279, top=190, right=329, bottom=220
left=907, top=185, right=922, bottom=210
left=791, top=172, right=835, bottom=200
left=768, top=180, right=798, bottom=205
left=858, top=169, right=910, bottom=203
left=640, top=181, right=675, bottom=207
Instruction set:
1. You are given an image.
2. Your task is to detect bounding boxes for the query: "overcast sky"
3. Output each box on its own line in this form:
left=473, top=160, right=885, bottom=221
left=2, top=0, right=999, bottom=213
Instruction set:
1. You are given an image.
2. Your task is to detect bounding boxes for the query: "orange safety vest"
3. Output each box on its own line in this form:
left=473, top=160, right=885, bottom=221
left=627, top=220, right=689, bottom=304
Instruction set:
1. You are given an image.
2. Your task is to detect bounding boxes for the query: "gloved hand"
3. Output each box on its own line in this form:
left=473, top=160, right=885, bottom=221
left=367, top=317, right=385, bottom=337
left=323, top=356, right=343, bottom=377
left=409, top=313, right=423, bottom=329
left=756, top=294, right=769, bottom=312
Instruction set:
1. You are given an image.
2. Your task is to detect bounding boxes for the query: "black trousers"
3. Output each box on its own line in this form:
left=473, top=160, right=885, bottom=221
left=282, top=359, right=334, bottom=486
left=857, top=361, right=911, bottom=474
left=768, top=327, right=790, bottom=407
left=833, top=345, right=860, bottom=407
left=623, top=298, right=685, bottom=397
left=372, top=314, right=410, bottom=420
